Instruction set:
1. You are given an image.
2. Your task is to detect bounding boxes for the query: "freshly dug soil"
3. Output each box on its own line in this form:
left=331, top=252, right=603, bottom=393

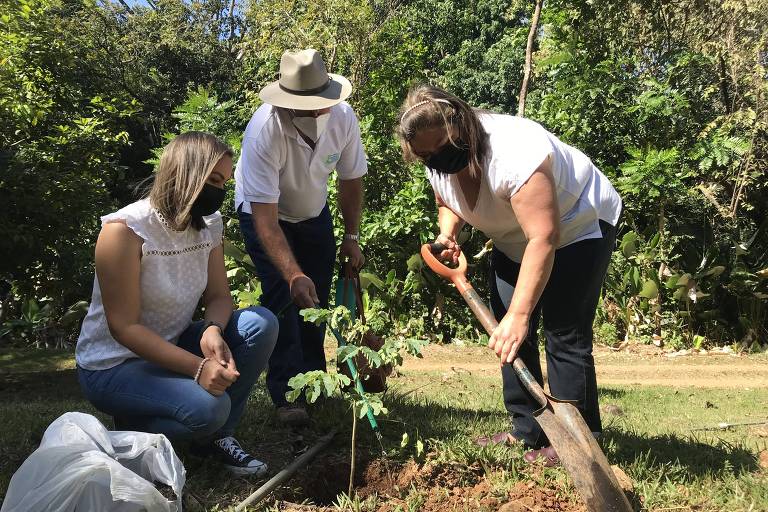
left=287, top=456, right=586, bottom=511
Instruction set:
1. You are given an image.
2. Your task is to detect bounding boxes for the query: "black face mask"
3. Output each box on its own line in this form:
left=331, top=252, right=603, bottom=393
left=427, top=141, right=470, bottom=174
left=190, top=183, right=226, bottom=218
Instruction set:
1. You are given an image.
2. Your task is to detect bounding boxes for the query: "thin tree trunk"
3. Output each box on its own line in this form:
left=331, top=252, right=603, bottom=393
left=349, top=404, right=358, bottom=499
left=656, top=200, right=665, bottom=337
left=228, top=0, right=237, bottom=44
left=116, top=0, right=133, bottom=13
left=719, top=54, right=732, bottom=114
left=518, top=0, right=543, bottom=117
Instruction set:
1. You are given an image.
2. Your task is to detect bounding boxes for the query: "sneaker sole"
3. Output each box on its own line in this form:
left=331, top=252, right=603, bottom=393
left=225, top=463, right=268, bottom=477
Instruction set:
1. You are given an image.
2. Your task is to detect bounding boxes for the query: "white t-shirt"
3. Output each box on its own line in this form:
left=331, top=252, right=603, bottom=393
left=76, top=199, right=223, bottom=370
left=235, top=101, right=368, bottom=222
left=428, top=114, right=622, bottom=262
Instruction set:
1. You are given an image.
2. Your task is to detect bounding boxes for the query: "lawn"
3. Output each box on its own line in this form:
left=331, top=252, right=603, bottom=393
left=0, top=345, right=766, bottom=511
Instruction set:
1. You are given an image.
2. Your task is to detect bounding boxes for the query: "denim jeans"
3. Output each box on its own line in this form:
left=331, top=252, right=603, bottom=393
left=78, top=307, right=278, bottom=440
left=490, top=220, right=618, bottom=449
left=238, top=205, right=336, bottom=406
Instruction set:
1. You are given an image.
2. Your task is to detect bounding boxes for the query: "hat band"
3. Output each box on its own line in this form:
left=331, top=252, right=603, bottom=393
left=279, top=76, right=332, bottom=96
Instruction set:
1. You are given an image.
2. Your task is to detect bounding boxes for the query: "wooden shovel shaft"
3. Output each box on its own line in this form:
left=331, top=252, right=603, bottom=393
left=460, top=287, right=549, bottom=407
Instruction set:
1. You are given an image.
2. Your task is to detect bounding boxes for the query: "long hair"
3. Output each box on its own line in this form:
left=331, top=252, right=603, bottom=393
left=396, top=84, right=489, bottom=179
left=148, top=132, right=232, bottom=231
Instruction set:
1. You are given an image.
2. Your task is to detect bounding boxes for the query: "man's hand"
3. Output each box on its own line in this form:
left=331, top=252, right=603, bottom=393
left=435, top=233, right=462, bottom=265
left=488, top=311, right=529, bottom=364
left=290, top=274, right=320, bottom=309
left=340, top=239, right=365, bottom=270
left=200, top=326, right=239, bottom=374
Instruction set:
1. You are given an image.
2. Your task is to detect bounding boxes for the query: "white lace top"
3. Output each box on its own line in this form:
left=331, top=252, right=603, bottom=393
left=76, top=199, right=223, bottom=370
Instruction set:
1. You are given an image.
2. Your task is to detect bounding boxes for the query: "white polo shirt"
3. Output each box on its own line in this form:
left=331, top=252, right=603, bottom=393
left=235, top=101, right=368, bottom=223
left=428, top=114, right=622, bottom=262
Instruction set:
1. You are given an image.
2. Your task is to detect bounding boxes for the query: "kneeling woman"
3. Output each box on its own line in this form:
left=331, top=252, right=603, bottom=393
left=76, top=132, right=278, bottom=475
left=397, top=86, right=622, bottom=465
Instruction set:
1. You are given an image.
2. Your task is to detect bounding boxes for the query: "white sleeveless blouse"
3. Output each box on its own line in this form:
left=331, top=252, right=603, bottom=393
left=76, top=199, right=223, bottom=370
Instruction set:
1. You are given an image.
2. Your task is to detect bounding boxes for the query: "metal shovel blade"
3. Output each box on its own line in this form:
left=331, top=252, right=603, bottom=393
left=535, top=396, right=632, bottom=511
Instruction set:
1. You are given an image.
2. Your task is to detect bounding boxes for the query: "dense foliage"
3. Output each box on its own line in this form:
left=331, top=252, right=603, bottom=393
left=1, top=0, right=766, bottom=349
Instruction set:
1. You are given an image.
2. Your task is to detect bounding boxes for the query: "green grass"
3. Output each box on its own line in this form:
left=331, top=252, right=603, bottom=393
left=382, top=370, right=768, bottom=510
left=0, top=346, right=75, bottom=373
left=1, top=350, right=766, bottom=511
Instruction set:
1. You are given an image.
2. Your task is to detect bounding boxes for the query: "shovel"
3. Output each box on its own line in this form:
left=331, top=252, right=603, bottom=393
left=420, top=243, right=632, bottom=512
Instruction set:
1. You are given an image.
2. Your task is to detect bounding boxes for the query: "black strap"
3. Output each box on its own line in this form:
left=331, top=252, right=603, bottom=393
left=278, top=76, right=332, bottom=96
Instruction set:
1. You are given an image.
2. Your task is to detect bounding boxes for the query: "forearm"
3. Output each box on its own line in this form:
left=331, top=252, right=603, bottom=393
left=112, top=324, right=202, bottom=377
left=507, top=237, right=556, bottom=319
left=338, top=177, right=363, bottom=235
left=204, top=296, right=234, bottom=329
left=437, top=205, right=465, bottom=238
left=253, top=216, right=303, bottom=282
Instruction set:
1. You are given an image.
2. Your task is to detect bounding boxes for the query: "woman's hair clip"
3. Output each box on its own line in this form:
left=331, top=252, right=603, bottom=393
left=400, top=98, right=452, bottom=123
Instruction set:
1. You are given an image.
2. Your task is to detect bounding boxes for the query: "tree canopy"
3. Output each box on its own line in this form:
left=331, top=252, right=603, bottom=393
left=1, top=0, right=766, bottom=348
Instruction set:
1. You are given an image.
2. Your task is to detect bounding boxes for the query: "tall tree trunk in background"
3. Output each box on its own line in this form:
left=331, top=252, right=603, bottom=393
left=518, top=0, right=543, bottom=117
left=228, top=0, right=237, bottom=45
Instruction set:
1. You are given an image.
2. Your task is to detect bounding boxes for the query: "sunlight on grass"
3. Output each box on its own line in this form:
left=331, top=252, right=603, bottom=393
left=0, top=347, right=75, bottom=373
left=0, top=350, right=766, bottom=510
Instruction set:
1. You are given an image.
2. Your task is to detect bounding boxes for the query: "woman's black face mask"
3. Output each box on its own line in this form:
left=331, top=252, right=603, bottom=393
left=427, top=141, right=470, bottom=174
left=190, top=182, right=226, bottom=218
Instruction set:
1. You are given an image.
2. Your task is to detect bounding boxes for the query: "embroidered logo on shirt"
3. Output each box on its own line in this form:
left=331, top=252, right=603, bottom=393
left=324, top=153, right=340, bottom=166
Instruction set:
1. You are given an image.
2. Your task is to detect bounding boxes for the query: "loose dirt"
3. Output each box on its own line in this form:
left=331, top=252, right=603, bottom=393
left=399, top=344, right=768, bottom=388
left=282, top=458, right=586, bottom=511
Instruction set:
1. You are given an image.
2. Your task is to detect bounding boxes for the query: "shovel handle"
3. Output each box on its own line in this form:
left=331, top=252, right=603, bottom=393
left=420, top=244, right=547, bottom=407
left=420, top=242, right=470, bottom=293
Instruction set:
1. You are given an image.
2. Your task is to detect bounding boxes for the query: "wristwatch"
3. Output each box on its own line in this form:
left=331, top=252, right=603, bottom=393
left=202, top=320, right=224, bottom=334
left=344, top=233, right=360, bottom=242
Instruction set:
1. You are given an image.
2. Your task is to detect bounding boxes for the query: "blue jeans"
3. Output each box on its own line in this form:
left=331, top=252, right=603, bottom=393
left=78, top=307, right=278, bottom=440
left=490, top=220, right=618, bottom=449
left=238, top=205, right=336, bottom=406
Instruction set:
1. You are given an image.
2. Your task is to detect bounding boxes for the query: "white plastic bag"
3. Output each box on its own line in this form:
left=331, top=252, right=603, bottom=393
left=1, top=412, right=185, bottom=512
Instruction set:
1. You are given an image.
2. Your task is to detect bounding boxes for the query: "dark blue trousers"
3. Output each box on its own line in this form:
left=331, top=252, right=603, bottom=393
left=239, top=205, right=336, bottom=406
left=490, top=220, right=618, bottom=449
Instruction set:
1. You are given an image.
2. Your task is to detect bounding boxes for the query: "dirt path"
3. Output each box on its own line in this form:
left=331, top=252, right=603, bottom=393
left=401, top=344, right=768, bottom=388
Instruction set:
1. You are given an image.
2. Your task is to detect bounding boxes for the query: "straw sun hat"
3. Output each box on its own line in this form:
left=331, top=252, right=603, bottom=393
left=259, top=49, right=352, bottom=110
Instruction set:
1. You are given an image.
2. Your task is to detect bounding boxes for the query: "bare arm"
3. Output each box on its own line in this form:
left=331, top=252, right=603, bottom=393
left=435, top=192, right=466, bottom=264
left=251, top=202, right=318, bottom=308
left=200, top=243, right=238, bottom=372
left=250, top=202, right=303, bottom=281
left=507, top=159, right=560, bottom=319
left=96, top=222, right=238, bottom=394
left=489, top=157, right=560, bottom=363
left=338, top=177, right=365, bottom=269
left=437, top=194, right=465, bottom=238
left=338, top=177, right=363, bottom=235
left=201, top=244, right=235, bottom=329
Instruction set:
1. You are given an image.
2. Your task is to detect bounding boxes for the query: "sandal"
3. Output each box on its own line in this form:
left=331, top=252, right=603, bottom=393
left=474, top=431, right=521, bottom=447
left=523, top=445, right=560, bottom=467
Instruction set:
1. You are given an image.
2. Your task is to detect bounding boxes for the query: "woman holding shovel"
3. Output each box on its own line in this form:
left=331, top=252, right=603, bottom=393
left=76, top=132, right=278, bottom=475
left=396, top=85, right=622, bottom=466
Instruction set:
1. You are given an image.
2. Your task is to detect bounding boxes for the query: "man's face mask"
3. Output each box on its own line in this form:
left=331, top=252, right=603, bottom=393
left=427, top=140, right=470, bottom=174
left=292, top=112, right=330, bottom=143
left=190, top=182, right=226, bottom=218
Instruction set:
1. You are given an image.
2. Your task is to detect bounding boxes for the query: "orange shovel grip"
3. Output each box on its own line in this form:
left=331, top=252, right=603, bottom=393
left=420, top=244, right=471, bottom=294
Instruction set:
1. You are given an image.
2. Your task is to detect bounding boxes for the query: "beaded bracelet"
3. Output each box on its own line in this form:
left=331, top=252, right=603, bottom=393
left=193, top=357, right=210, bottom=384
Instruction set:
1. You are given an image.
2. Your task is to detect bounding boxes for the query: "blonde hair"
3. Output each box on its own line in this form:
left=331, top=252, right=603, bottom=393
left=148, top=131, right=233, bottom=231
left=396, top=85, right=488, bottom=178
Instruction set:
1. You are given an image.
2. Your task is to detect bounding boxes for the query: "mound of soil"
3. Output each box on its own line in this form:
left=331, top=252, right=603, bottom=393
left=290, top=456, right=586, bottom=511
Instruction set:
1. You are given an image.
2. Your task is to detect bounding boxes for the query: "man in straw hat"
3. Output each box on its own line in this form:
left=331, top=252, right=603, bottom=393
left=235, top=49, right=367, bottom=426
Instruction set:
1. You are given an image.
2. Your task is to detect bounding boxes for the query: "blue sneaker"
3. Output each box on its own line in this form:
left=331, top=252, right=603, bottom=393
left=209, top=436, right=268, bottom=476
